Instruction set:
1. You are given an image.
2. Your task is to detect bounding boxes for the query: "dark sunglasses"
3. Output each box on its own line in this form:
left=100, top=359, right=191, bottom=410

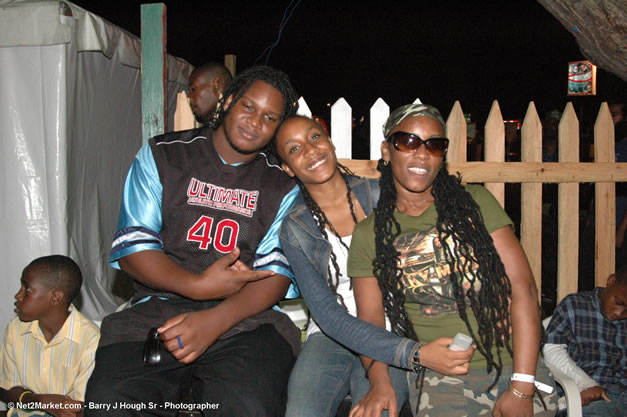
left=386, top=132, right=449, bottom=157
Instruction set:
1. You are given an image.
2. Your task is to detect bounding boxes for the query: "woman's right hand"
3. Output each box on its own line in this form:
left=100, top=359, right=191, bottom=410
left=419, top=337, right=475, bottom=375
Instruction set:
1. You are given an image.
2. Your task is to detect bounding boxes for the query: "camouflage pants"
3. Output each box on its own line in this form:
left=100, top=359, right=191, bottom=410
left=407, top=361, right=558, bottom=416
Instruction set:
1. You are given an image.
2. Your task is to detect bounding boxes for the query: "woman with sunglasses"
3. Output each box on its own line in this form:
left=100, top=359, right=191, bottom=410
left=275, top=115, right=413, bottom=417
left=347, top=104, right=556, bottom=417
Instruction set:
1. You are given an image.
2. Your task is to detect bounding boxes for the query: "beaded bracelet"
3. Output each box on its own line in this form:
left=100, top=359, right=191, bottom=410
left=510, top=386, right=534, bottom=399
left=411, top=343, right=424, bottom=373
left=18, top=390, right=32, bottom=403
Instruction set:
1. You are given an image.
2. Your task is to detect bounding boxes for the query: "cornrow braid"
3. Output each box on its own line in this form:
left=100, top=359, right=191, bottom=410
left=209, top=65, right=298, bottom=130
left=295, top=163, right=358, bottom=309
left=373, top=161, right=513, bottom=389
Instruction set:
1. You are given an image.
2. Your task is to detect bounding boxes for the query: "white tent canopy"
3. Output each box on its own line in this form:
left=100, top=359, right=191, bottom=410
left=0, top=0, right=194, bottom=338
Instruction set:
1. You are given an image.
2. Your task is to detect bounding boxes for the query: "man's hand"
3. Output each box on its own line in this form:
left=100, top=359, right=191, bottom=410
left=348, top=380, right=398, bottom=417
left=580, top=386, right=610, bottom=406
left=419, top=337, right=475, bottom=375
left=158, top=309, right=225, bottom=364
left=193, top=247, right=275, bottom=299
left=119, top=248, right=274, bottom=300
left=31, top=393, right=83, bottom=417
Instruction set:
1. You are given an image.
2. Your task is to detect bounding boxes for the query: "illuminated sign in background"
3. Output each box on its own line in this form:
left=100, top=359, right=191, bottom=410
left=568, top=60, right=597, bottom=96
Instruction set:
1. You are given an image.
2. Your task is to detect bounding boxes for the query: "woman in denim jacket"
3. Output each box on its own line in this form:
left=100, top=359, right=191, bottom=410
left=275, top=116, right=420, bottom=417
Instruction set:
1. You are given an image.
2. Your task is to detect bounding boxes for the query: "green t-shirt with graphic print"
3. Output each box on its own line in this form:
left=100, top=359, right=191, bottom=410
left=348, top=184, right=513, bottom=369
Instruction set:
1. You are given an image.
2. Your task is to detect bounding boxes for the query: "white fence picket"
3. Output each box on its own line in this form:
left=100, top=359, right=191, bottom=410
left=331, top=98, right=353, bottom=159
left=297, top=97, right=312, bottom=118
left=369, top=98, right=390, bottom=160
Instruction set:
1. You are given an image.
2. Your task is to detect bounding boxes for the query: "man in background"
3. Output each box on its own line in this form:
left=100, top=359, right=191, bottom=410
left=188, top=62, right=232, bottom=124
left=544, top=266, right=626, bottom=417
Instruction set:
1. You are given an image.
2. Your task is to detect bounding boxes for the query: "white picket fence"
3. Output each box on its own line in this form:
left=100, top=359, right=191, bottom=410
left=175, top=94, right=627, bottom=309
left=175, top=92, right=418, bottom=161
left=296, top=96, right=426, bottom=161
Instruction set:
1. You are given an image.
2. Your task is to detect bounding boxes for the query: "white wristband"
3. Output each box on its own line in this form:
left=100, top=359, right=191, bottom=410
left=511, top=373, right=535, bottom=384
left=534, top=380, right=554, bottom=394
left=511, top=373, right=554, bottom=393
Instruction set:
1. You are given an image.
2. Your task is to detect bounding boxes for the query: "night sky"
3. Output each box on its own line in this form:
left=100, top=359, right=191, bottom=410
left=72, top=0, right=625, bottom=128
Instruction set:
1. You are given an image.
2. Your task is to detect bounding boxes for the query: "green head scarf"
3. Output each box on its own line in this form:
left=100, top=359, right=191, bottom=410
left=382, top=103, right=446, bottom=138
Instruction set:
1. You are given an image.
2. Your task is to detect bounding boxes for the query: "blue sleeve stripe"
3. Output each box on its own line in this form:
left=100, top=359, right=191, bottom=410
left=111, top=226, right=162, bottom=252
left=109, top=226, right=164, bottom=268
left=251, top=185, right=298, bottom=298
left=108, top=242, right=163, bottom=269
left=254, top=249, right=293, bottom=277
left=112, top=225, right=161, bottom=243
left=253, top=246, right=289, bottom=264
left=112, top=238, right=162, bottom=254
left=254, top=248, right=298, bottom=299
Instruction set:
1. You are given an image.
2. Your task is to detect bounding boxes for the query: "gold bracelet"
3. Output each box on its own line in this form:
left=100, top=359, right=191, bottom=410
left=18, top=390, right=32, bottom=403
left=510, top=386, right=534, bottom=399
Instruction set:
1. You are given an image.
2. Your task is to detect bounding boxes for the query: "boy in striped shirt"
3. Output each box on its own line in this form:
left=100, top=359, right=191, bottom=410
left=1, top=255, right=100, bottom=417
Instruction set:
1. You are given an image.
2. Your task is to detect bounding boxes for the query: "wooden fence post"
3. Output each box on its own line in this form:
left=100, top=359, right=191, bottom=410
left=484, top=101, right=505, bottom=206
left=173, top=90, right=196, bottom=131
left=141, top=3, right=167, bottom=143
left=520, top=102, right=543, bottom=296
left=594, top=103, right=615, bottom=286
left=557, top=103, right=579, bottom=301
left=446, top=101, right=467, bottom=163
left=224, top=54, right=236, bottom=76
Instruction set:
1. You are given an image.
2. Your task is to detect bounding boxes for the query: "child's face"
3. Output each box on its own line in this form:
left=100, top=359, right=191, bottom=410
left=14, top=265, right=55, bottom=322
left=600, top=277, right=627, bottom=322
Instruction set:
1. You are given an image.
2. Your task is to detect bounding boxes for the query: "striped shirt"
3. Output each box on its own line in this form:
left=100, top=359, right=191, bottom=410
left=0, top=306, right=100, bottom=416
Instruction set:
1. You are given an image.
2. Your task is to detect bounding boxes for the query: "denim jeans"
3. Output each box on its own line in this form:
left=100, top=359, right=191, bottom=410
left=286, top=332, right=409, bottom=417
left=583, top=386, right=626, bottom=417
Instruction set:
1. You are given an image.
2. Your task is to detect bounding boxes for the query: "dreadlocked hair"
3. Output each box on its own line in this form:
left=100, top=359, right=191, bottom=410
left=374, top=160, right=513, bottom=389
left=209, top=65, right=299, bottom=130
left=269, top=116, right=359, bottom=307
left=294, top=163, right=358, bottom=310
left=373, top=159, right=417, bottom=340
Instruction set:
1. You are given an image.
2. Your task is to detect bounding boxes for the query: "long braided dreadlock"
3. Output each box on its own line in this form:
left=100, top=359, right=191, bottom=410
left=374, top=104, right=514, bottom=389
left=293, top=163, right=358, bottom=310
left=374, top=159, right=513, bottom=387
left=372, top=159, right=413, bottom=339
left=432, top=166, right=513, bottom=381
left=271, top=115, right=360, bottom=309
left=209, top=65, right=299, bottom=131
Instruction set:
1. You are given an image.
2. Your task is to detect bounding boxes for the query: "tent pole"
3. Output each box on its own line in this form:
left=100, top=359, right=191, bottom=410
left=141, top=3, right=167, bottom=143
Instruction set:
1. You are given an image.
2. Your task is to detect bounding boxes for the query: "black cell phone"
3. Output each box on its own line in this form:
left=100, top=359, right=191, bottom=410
left=143, top=327, right=162, bottom=366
